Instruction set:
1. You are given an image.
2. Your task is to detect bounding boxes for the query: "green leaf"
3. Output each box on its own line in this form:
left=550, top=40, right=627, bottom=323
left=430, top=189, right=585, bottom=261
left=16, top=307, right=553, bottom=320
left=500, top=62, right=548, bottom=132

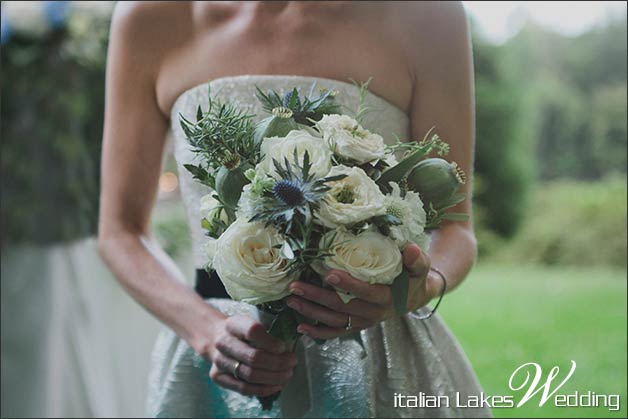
left=377, top=147, right=429, bottom=190
left=267, top=308, right=300, bottom=352
left=391, top=268, right=409, bottom=316
left=288, top=88, right=299, bottom=108
left=184, top=164, right=208, bottom=182
left=442, top=212, right=469, bottom=222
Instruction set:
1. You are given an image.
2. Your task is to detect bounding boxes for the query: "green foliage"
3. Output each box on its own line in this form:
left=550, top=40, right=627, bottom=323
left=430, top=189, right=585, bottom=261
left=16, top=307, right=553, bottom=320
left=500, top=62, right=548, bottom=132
left=473, top=37, right=534, bottom=237
left=504, top=19, right=627, bottom=181
left=477, top=177, right=627, bottom=267
left=472, top=18, right=626, bottom=238
left=180, top=91, right=257, bottom=172
left=255, top=84, right=341, bottom=125
left=390, top=268, right=409, bottom=316
left=1, top=17, right=110, bottom=246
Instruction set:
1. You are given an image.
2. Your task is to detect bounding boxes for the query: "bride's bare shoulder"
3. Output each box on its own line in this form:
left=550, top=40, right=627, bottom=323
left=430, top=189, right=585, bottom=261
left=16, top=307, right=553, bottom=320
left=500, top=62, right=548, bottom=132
left=111, top=2, right=192, bottom=42
left=390, top=1, right=468, bottom=40
left=390, top=1, right=470, bottom=76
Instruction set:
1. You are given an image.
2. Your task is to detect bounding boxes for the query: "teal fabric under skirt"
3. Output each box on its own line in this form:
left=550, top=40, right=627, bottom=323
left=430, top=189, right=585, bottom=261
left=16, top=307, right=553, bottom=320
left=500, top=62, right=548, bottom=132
left=146, top=299, right=491, bottom=418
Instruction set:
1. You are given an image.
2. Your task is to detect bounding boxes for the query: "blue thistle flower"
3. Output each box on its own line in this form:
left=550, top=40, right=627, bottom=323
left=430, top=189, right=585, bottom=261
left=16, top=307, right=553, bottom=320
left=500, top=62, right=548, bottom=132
left=273, top=180, right=305, bottom=207
left=283, top=89, right=301, bottom=109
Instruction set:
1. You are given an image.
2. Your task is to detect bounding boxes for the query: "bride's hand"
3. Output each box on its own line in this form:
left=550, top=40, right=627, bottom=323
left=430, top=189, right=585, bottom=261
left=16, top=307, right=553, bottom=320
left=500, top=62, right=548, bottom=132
left=287, top=243, right=437, bottom=340
left=202, top=315, right=298, bottom=397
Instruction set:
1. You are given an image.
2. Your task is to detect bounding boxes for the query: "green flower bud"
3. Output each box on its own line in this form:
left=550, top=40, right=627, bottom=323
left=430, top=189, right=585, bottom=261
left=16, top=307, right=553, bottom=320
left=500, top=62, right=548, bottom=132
left=215, top=164, right=251, bottom=209
left=244, top=168, right=257, bottom=181
left=254, top=107, right=299, bottom=145
left=407, top=158, right=466, bottom=206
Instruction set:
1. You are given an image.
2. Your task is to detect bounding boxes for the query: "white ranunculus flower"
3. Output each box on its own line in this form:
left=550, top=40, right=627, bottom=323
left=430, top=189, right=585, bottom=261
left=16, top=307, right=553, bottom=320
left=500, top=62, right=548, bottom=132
left=317, top=114, right=386, bottom=164
left=236, top=184, right=256, bottom=220
left=258, top=130, right=332, bottom=178
left=212, top=220, right=297, bottom=304
left=316, top=165, right=386, bottom=227
left=384, top=182, right=429, bottom=251
left=315, top=229, right=403, bottom=302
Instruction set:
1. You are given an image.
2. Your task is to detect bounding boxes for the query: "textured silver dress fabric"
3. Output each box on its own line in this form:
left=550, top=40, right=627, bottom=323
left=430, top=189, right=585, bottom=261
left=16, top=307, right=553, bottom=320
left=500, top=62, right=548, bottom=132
left=147, top=75, right=491, bottom=418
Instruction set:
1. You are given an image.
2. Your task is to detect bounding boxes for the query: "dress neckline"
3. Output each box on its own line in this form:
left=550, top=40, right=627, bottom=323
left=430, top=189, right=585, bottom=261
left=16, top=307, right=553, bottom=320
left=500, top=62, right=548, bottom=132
left=170, top=74, right=409, bottom=121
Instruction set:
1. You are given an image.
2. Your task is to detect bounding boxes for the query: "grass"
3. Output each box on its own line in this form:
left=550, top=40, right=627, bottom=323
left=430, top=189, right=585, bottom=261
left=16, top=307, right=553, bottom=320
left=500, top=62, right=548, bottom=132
left=440, top=263, right=627, bottom=418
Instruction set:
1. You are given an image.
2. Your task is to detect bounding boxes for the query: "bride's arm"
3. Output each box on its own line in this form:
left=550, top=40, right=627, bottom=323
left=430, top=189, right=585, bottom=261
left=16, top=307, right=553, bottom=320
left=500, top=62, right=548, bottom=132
left=97, top=4, right=216, bottom=352
left=406, top=0, right=477, bottom=293
left=98, top=4, right=294, bottom=396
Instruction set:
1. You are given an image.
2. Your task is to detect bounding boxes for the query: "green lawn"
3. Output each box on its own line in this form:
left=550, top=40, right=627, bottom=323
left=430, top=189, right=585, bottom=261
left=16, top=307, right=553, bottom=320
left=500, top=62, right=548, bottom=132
left=440, top=263, right=627, bottom=418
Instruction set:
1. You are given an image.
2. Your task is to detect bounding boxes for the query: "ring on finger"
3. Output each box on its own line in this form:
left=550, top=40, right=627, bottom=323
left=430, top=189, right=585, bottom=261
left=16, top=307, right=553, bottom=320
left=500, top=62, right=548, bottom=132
left=345, top=314, right=352, bottom=331
left=232, top=360, right=242, bottom=380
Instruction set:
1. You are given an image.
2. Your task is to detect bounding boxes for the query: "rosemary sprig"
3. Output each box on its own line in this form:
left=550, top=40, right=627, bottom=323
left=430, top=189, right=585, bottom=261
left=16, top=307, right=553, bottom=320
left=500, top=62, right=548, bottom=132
left=179, top=84, right=258, bottom=172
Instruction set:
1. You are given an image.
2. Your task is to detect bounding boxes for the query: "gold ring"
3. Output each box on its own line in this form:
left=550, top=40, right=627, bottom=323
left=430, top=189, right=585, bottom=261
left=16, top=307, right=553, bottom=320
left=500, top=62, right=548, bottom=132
left=233, top=360, right=242, bottom=380
left=345, top=314, right=352, bottom=331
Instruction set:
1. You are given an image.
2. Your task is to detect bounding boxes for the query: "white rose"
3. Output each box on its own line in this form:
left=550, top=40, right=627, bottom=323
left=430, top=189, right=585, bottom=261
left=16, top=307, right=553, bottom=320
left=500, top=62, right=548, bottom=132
left=258, top=130, right=332, bottom=178
left=316, top=165, right=386, bottom=227
left=212, top=220, right=297, bottom=304
left=317, top=114, right=386, bottom=163
left=315, top=229, right=403, bottom=302
left=384, top=182, right=429, bottom=251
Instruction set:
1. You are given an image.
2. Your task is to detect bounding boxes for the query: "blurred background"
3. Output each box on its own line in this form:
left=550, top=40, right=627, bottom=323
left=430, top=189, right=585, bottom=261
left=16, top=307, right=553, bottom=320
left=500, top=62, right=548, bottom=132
left=0, top=1, right=626, bottom=418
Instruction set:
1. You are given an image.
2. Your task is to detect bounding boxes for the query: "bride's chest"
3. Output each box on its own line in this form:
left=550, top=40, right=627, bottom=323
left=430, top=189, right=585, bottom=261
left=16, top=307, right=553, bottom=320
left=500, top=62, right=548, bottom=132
left=156, top=8, right=413, bottom=117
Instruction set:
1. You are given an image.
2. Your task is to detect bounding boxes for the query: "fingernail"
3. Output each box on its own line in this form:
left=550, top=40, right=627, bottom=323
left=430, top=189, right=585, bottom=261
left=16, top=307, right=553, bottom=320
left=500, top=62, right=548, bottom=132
left=297, top=326, right=307, bottom=335
left=290, top=286, right=304, bottom=296
left=287, top=299, right=300, bottom=310
left=326, top=274, right=340, bottom=284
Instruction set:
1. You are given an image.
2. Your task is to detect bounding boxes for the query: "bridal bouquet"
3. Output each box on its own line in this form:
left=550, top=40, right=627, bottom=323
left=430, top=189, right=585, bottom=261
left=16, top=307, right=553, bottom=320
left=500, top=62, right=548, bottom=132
left=180, top=80, right=467, bottom=409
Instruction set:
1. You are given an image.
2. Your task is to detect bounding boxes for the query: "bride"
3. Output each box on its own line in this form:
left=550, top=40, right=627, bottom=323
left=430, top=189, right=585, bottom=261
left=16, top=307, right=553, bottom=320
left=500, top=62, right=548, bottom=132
left=99, top=1, right=490, bottom=417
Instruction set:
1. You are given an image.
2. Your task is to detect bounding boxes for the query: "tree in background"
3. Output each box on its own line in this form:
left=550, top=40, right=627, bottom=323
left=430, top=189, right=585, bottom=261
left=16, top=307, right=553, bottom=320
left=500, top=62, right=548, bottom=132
left=0, top=3, right=111, bottom=246
left=472, top=33, right=533, bottom=238
left=507, top=18, right=627, bottom=180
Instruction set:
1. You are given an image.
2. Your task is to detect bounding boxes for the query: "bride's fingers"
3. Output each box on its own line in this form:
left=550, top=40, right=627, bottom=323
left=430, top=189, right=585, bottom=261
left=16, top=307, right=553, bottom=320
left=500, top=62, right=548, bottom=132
left=209, top=364, right=283, bottom=397
left=403, top=243, right=430, bottom=278
left=225, top=315, right=287, bottom=354
left=213, top=352, right=293, bottom=385
left=288, top=281, right=379, bottom=318
left=323, top=270, right=392, bottom=306
left=286, top=296, right=372, bottom=328
left=216, top=334, right=297, bottom=372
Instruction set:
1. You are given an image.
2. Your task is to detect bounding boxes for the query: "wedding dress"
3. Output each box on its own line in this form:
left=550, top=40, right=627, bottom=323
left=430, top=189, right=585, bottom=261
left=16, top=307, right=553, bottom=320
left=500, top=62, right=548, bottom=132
left=147, top=75, right=491, bottom=418
left=1, top=238, right=161, bottom=418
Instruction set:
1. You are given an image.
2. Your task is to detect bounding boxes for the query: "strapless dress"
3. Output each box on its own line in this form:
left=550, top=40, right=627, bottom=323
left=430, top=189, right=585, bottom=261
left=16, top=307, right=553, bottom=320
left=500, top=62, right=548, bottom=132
left=146, top=75, right=491, bottom=418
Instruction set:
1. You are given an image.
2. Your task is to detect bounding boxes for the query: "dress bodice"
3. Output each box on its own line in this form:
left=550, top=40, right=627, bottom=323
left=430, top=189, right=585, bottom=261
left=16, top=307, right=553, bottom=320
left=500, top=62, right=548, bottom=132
left=169, top=75, right=410, bottom=268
